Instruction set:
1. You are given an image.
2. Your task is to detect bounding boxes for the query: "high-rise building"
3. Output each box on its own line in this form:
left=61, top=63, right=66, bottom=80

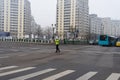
left=102, top=18, right=112, bottom=36
left=56, top=0, right=89, bottom=40
left=89, top=14, right=103, bottom=40
left=31, top=16, right=37, bottom=35
left=0, top=0, right=31, bottom=38
left=101, top=18, right=120, bottom=37
left=111, top=20, right=120, bottom=37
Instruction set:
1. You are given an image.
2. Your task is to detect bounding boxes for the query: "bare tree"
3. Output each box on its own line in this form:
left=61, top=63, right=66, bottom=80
left=43, top=26, right=53, bottom=40
left=35, top=25, right=43, bottom=39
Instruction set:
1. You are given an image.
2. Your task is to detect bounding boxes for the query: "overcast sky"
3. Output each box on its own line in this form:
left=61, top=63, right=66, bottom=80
left=29, top=0, right=120, bottom=27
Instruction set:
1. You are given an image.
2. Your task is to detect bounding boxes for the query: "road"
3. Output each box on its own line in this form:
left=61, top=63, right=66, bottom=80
left=0, top=45, right=120, bottom=80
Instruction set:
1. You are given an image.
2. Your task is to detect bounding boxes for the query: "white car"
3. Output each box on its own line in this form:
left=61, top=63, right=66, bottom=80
left=89, top=40, right=98, bottom=45
left=89, top=40, right=94, bottom=45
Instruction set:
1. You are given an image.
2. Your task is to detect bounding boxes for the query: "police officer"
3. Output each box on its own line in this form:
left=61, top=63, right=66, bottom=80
left=55, top=38, right=60, bottom=53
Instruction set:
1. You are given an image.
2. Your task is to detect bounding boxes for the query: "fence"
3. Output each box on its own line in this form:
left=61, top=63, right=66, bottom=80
left=0, top=39, right=53, bottom=48
left=0, top=38, right=89, bottom=48
left=63, top=39, right=88, bottom=45
left=0, top=38, right=52, bottom=43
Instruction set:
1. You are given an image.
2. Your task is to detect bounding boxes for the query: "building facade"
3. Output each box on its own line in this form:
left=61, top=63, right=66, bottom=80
left=31, top=16, right=37, bottom=35
left=111, top=20, right=120, bottom=37
left=89, top=14, right=103, bottom=40
left=102, top=18, right=112, bottom=36
left=101, top=18, right=120, bottom=37
left=56, top=0, right=89, bottom=40
left=0, top=0, right=31, bottom=39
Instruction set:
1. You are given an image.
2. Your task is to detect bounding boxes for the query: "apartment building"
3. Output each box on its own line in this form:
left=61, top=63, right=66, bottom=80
left=102, top=18, right=112, bottom=36
left=111, top=20, right=120, bottom=37
left=89, top=14, right=103, bottom=40
left=0, top=0, right=31, bottom=38
left=101, top=18, right=120, bottom=37
left=56, top=0, right=89, bottom=40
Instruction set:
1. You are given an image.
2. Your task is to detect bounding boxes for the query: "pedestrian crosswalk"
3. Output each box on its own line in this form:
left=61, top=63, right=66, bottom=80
left=0, top=67, right=35, bottom=77
left=10, top=68, right=56, bottom=80
left=0, top=65, right=120, bottom=80
left=42, top=70, right=75, bottom=80
left=0, top=66, right=18, bottom=71
left=76, top=72, right=98, bottom=80
left=106, top=73, right=120, bottom=80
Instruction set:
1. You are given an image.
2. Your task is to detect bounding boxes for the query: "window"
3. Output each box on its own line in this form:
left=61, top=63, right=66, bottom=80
left=100, top=35, right=107, bottom=40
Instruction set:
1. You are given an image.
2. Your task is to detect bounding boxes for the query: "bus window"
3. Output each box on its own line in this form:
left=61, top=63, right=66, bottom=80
left=117, top=38, right=120, bottom=41
left=100, top=35, right=107, bottom=40
left=109, top=37, right=114, bottom=41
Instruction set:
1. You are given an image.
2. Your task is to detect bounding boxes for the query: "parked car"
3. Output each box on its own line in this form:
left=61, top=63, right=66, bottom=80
left=89, top=40, right=94, bottom=45
left=89, top=40, right=98, bottom=45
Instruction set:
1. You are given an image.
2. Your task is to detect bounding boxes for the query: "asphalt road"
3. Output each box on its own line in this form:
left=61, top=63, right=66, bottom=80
left=0, top=45, right=120, bottom=80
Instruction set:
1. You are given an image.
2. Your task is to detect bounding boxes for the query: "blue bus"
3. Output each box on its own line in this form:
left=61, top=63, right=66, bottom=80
left=98, top=35, right=117, bottom=46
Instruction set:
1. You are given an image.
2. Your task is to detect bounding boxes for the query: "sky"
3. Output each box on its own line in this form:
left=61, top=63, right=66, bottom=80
left=29, top=0, right=120, bottom=27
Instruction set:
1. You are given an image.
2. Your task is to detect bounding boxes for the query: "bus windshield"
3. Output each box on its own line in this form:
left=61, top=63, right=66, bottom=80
left=100, top=35, right=107, bottom=40
left=117, top=38, right=120, bottom=41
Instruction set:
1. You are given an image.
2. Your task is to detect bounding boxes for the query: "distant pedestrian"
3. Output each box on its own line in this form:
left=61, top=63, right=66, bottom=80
left=55, top=38, right=60, bottom=53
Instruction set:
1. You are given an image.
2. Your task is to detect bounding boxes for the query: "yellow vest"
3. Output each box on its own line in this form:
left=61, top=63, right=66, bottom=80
left=55, top=39, right=60, bottom=45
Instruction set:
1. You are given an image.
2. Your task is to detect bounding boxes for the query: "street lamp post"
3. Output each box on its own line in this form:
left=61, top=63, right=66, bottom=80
left=52, top=24, right=56, bottom=40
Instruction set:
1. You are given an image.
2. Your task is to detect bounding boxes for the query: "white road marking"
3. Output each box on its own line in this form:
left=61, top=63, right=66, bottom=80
left=76, top=72, right=98, bottom=80
left=0, top=56, right=9, bottom=59
left=106, top=73, right=120, bottom=80
left=42, top=70, right=75, bottom=80
left=18, top=54, right=28, bottom=57
left=10, top=68, right=56, bottom=80
left=0, top=67, right=35, bottom=77
left=0, top=66, right=18, bottom=71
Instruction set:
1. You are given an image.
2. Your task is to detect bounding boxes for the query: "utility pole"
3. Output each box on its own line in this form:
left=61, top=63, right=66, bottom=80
left=52, top=24, right=56, bottom=40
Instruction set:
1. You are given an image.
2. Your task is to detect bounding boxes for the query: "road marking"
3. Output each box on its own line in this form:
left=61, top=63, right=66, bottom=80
left=18, top=54, right=28, bottom=57
left=42, top=70, right=75, bottom=80
left=106, top=73, right=120, bottom=80
left=76, top=72, right=98, bottom=80
left=0, top=67, right=35, bottom=77
left=10, top=68, right=56, bottom=80
left=0, top=56, right=9, bottom=59
left=0, top=66, right=18, bottom=71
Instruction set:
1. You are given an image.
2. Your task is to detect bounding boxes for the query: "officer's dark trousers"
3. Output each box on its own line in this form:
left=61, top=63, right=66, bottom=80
left=56, top=45, right=60, bottom=53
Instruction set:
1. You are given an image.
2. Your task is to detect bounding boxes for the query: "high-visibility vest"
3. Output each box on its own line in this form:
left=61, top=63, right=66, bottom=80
left=55, top=39, right=60, bottom=45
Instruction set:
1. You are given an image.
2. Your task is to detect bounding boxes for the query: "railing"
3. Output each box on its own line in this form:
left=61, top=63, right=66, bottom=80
left=0, top=38, right=52, bottom=44
left=0, top=39, right=53, bottom=48
left=0, top=38, right=89, bottom=48
left=63, top=39, right=88, bottom=45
